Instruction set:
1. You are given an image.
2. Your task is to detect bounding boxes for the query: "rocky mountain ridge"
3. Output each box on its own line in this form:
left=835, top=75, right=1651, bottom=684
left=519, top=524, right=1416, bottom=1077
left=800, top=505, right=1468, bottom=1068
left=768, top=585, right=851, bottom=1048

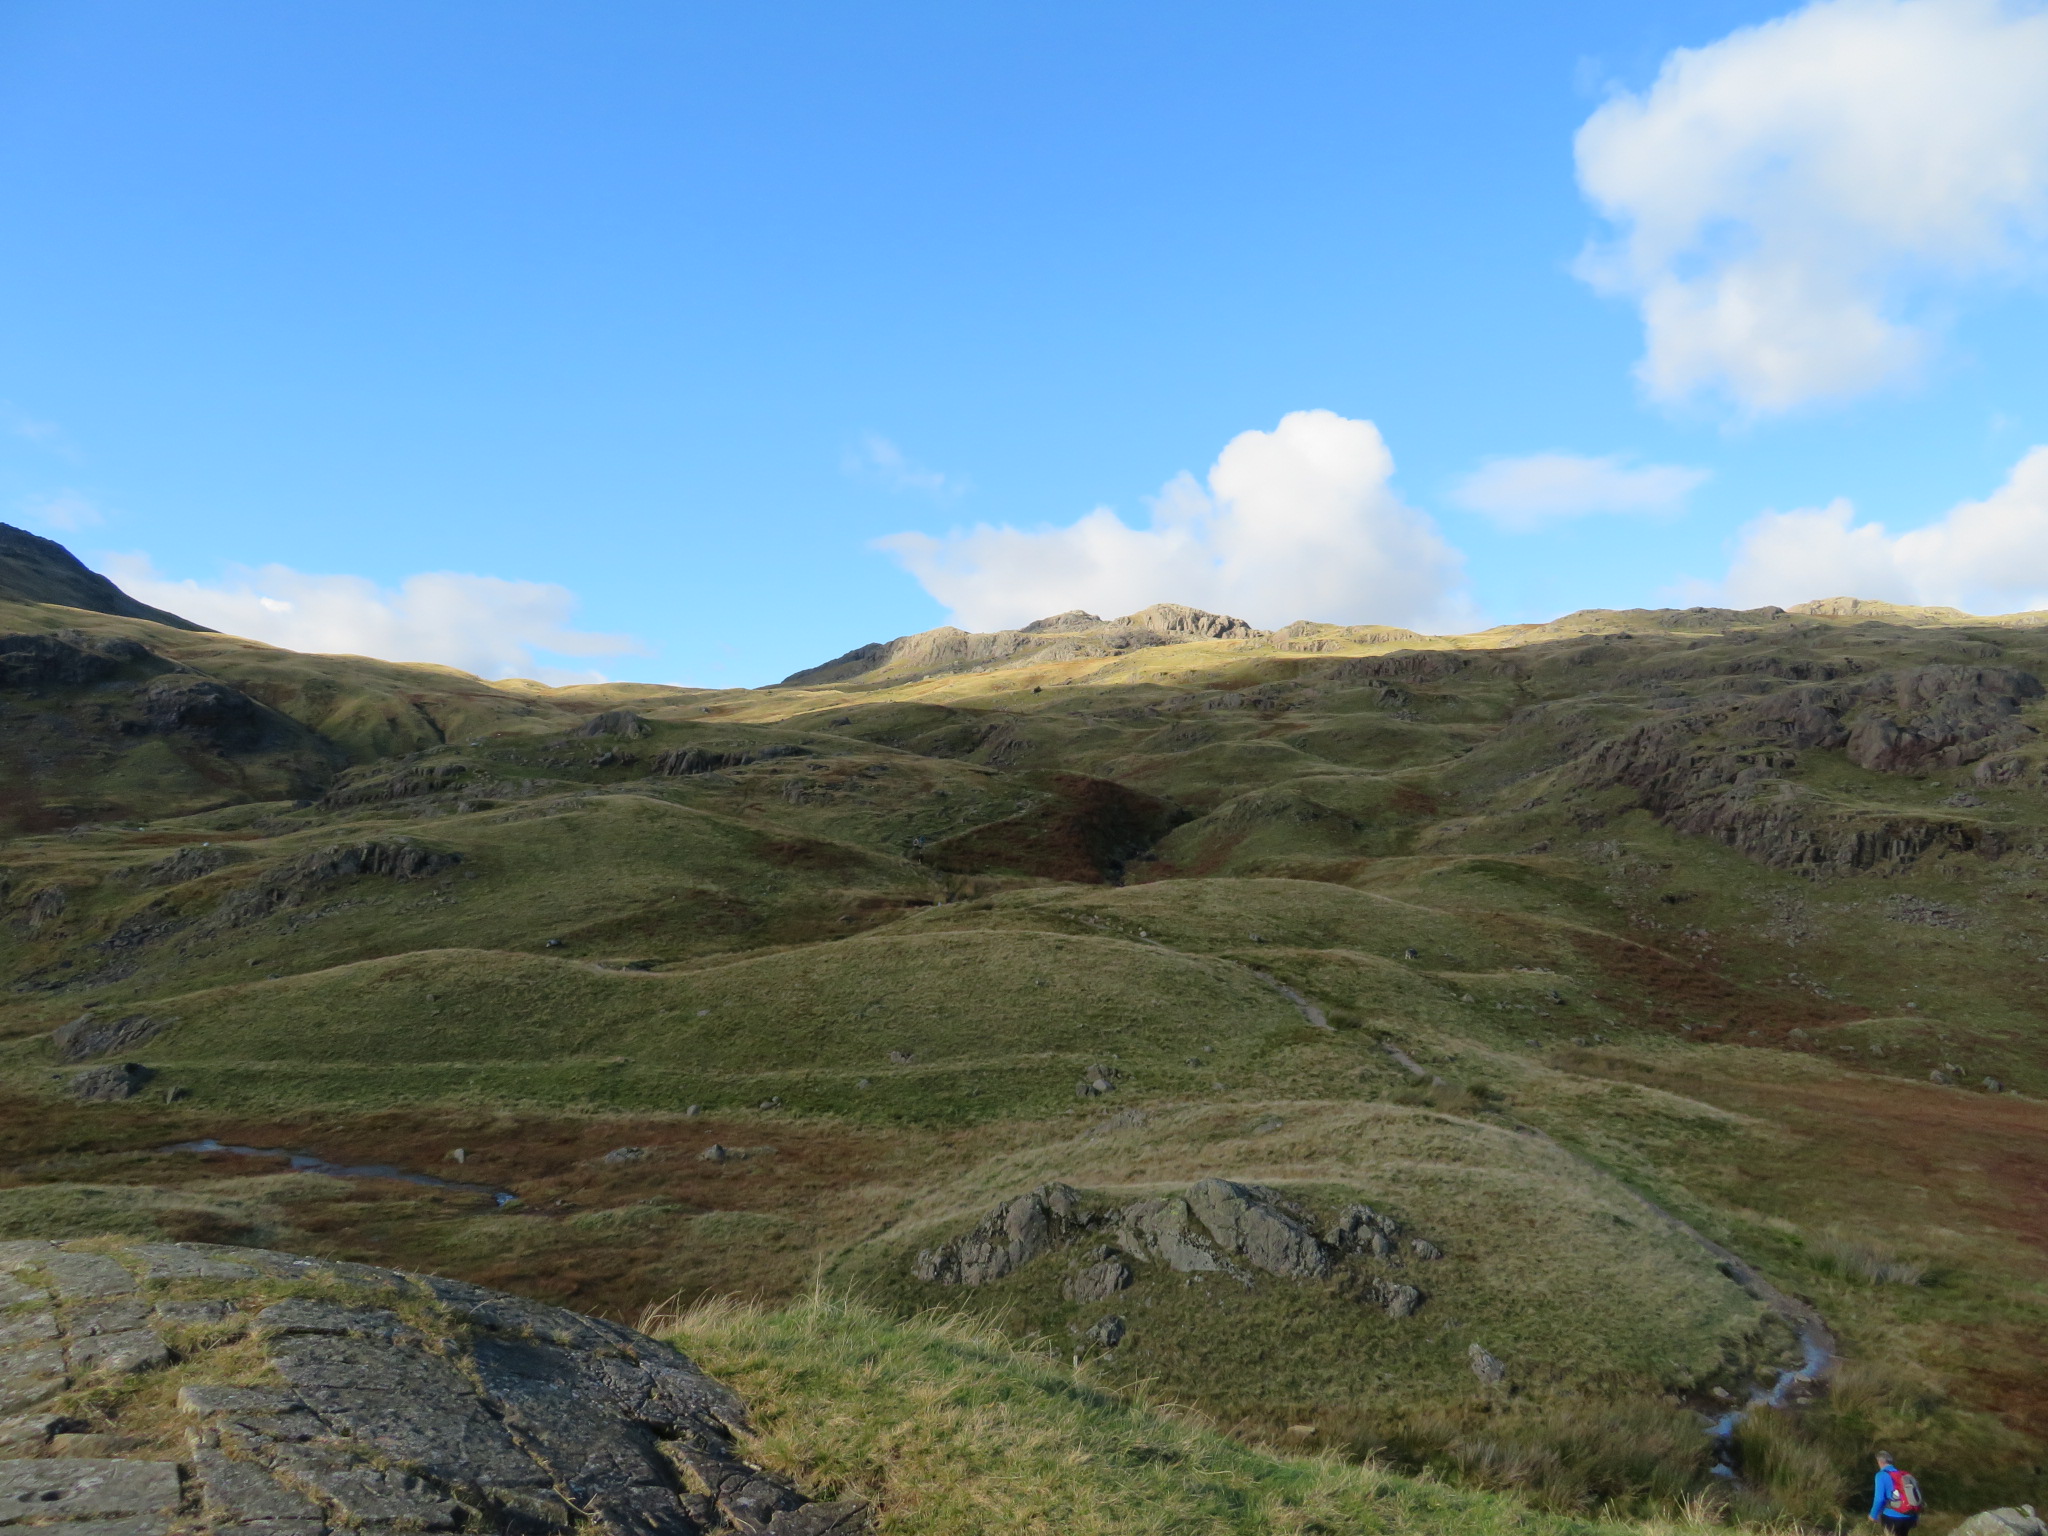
left=780, top=594, right=2048, bottom=688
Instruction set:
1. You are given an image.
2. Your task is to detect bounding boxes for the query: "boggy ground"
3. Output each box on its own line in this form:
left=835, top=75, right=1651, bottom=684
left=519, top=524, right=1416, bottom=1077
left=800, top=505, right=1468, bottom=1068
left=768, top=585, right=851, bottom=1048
left=4, top=588, right=2048, bottom=1526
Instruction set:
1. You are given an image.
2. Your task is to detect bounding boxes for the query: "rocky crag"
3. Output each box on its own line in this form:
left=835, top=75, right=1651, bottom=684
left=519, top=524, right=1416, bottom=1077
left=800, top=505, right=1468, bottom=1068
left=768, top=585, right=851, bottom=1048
left=780, top=603, right=1268, bottom=686
left=0, top=1238, right=863, bottom=1535
left=913, top=1180, right=1441, bottom=1350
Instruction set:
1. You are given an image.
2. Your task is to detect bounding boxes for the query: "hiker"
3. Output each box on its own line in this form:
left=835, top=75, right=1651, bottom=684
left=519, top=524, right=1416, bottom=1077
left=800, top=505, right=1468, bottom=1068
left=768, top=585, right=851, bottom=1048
left=1871, top=1452, right=1926, bottom=1533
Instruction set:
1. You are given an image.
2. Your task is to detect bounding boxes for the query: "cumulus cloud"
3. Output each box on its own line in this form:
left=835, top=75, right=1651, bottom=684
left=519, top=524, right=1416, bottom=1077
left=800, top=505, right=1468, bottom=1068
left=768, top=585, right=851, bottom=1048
left=102, top=556, right=646, bottom=683
left=1719, top=444, right=2048, bottom=610
left=844, top=434, right=963, bottom=499
left=1453, top=452, right=1708, bottom=528
left=1575, top=0, right=2048, bottom=413
left=877, top=409, right=1469, bottom=632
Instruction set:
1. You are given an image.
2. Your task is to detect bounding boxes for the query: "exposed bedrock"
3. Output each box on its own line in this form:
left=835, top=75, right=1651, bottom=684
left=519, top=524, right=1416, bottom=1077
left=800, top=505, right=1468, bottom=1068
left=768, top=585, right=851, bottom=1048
left=1551, top=664, right=2045, bottom=872
left=0, top=1237, right=865, bottom=1536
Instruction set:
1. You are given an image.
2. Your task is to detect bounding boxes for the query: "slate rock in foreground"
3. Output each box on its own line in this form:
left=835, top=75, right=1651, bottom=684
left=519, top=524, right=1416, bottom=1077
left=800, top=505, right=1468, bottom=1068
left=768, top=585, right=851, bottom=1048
left=0, top=1237, right=864, bottom=1536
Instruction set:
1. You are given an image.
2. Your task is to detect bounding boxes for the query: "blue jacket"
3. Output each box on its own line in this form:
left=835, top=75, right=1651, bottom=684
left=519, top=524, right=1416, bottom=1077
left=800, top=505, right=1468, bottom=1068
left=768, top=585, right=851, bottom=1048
left=1872, top=1469, right=1917, bottom=1520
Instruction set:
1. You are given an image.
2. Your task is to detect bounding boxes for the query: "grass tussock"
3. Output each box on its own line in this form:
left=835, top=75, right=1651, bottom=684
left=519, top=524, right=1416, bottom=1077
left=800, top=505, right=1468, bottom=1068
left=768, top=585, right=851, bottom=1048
left=1354, top=1397, right=1715, bottom=1519
left=658, top=1288, right=1725, bottom=1536
left=1726, top=1408, right=1848, bottom=1528
left=1807, top=1235, right=1927, bottom=1288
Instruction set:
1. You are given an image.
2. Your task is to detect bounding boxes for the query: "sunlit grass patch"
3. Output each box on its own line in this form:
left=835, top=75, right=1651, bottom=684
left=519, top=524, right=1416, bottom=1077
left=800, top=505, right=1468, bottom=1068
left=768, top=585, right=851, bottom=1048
left=662, top=1289, right=1708, bottom=1536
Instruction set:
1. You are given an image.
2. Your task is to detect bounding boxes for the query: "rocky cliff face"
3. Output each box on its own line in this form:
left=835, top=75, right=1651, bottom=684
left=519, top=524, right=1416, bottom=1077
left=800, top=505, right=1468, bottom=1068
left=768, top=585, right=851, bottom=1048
left=1546, top=663, right=2045, bottom=873
left=0, top=1237, right=863, bottom=1536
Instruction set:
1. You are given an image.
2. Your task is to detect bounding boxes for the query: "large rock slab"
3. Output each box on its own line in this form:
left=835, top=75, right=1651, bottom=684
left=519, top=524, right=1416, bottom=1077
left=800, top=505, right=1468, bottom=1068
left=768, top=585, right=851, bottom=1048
left=0, top=1238, right=866, bottom=1536
left=0, top=1457, right=180, bottom=1522
left=1184, top=1179, right=1331, bottom=1280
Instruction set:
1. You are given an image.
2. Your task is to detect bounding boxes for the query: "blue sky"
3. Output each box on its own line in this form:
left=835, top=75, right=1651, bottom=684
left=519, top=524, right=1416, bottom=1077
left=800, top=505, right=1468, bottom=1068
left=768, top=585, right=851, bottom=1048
left=2, top=0, right=2046, bottom=685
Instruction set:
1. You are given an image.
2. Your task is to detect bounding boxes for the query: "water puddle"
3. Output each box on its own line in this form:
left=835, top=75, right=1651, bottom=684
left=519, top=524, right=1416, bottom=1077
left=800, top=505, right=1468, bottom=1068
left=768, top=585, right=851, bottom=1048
left=161, top=1139, right=518, bottom=1206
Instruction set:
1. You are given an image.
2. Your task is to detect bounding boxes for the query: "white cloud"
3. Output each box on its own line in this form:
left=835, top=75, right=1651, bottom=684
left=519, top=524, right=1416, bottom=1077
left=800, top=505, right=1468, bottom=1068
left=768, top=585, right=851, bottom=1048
left=1719, top=443, right=2048, bottom=610
left=844, top=434, right=963, bottom=499
left=1575, top=0, right=2048, bottom=413
left=877, top=409, right=1470, bottom=632
left=102, top=556, right=647, bottom=683
left=1453, top=452, right=1708, bottom=528
left=20, top=490, right=105, bottom=533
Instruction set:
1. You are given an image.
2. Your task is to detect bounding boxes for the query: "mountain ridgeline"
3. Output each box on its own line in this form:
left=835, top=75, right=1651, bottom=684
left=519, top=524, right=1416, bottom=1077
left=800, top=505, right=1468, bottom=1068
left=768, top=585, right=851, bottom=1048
left=2, top=531, right=2046, bottom=1531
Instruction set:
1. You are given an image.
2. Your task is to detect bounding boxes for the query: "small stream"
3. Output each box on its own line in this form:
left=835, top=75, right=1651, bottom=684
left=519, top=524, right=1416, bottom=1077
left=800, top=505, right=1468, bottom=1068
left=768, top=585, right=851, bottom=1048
left=161, top=1138, right=518, bottom=1206
left=1706, top=1328, right=1836, bottom=1476
left=1374, top=1041, right=1839, bottom=1481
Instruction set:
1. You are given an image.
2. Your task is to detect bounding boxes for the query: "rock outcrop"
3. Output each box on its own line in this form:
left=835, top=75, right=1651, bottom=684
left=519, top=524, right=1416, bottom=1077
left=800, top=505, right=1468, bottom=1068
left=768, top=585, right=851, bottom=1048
left=51, top=1014, right=168, bottom=1064
left=914, top=1181, right=1441, bottom=1323
left=65, top=1063, right=155, bottom=1101
left=1843, top=667, right=2043, bottom=773
left=0, top=1238, right=864, bottom=1535
left=1182, top=1180, right=1330, bottom=1281
left=779, top=606, right=1266, bottom=687
left=913, top=1184, right=1082, bottom=1285
left=577, top=710, right=654, bottom=739
left=1550, top=662, right=2047, bottom=873
left=206, top=841, right=462, bottom=933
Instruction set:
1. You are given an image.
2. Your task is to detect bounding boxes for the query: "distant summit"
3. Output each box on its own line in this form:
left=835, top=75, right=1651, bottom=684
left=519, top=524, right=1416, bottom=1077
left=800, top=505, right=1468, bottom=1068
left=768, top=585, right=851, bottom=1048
left=0, top=523, right=206, bottom=630
left=780, top=602, right=1270, bottom=686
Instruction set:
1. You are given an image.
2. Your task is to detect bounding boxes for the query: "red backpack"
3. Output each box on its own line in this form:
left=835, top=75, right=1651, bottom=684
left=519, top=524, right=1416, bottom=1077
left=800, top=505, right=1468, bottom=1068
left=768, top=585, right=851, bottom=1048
left=1885, top=1469, right=1925, bottom=1515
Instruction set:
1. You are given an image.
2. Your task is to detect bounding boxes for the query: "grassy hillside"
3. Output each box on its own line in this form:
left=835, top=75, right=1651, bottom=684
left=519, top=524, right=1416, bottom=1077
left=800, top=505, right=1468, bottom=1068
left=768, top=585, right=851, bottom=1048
left=5, top=581, right=2048, bottom=1528
left=664, top=1291, right=1735, bottom=1534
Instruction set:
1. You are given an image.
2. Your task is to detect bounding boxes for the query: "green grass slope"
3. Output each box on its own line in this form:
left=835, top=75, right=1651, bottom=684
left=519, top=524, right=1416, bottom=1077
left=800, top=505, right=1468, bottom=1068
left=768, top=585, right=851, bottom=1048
left=832, top=1099, right=1788, bottom=1424
left=666, top=1291, right=1722, bottom=1535
left=9, top=579, right=2048, bottom=1528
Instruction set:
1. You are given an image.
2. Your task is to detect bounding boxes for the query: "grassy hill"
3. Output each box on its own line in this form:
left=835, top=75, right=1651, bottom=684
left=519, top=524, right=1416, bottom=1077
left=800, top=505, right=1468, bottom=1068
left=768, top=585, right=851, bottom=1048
left=4, top=566, right=2047, bottom=1528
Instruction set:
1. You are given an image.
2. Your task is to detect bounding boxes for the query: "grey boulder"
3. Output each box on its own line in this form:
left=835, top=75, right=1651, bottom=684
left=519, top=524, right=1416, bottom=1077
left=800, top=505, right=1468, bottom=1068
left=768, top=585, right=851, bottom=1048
left=1953, top=1509, right=2047, bottom=1536
left=1469, top=1344, right=1507, bottom=1384
left=67, top=1063, right=156, bottom=1101
left=1062, top=1260, right=1132, bottom=1303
